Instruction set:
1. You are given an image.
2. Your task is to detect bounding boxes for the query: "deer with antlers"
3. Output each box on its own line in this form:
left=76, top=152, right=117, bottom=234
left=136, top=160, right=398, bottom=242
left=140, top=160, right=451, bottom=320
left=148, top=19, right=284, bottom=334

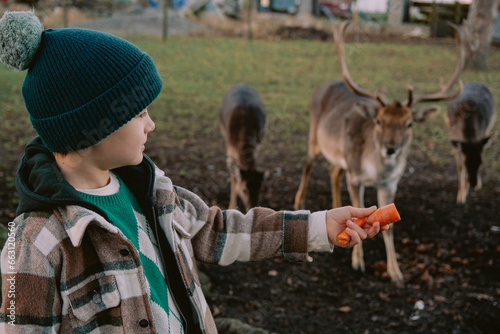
left=294, top=21, right=464, bottom=281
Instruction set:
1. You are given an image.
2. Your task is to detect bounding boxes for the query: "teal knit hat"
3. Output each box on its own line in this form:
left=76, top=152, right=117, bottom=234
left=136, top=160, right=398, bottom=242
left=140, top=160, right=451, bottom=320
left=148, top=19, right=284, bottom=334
left=0, top=11, right=163, bottom=153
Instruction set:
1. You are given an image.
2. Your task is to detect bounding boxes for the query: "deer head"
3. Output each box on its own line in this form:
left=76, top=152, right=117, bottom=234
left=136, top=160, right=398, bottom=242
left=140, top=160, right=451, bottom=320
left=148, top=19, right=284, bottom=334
left=334, top=20, right=465, bottom=157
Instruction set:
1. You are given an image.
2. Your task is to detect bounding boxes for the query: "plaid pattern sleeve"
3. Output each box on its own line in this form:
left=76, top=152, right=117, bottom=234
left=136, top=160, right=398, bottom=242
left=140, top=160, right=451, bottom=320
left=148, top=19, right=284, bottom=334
left=173, top=186, right=312, bottom=265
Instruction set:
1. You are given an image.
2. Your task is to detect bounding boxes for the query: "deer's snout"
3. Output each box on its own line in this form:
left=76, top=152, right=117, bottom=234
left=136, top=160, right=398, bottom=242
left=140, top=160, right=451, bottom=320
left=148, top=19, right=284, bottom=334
left=385, top=145, right=398, bottom=156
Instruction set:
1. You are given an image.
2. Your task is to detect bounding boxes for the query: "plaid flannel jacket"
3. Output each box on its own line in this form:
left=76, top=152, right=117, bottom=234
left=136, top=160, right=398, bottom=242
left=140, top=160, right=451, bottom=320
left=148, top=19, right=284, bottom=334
left=0, top=137, right=311, bottom=333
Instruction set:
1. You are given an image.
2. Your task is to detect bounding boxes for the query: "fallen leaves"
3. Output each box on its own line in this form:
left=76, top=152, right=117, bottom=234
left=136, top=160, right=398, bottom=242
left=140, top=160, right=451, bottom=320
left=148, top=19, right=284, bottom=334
left=268, top=269, right=278, bottom=277
left=337, top=306, right=351, bottom=313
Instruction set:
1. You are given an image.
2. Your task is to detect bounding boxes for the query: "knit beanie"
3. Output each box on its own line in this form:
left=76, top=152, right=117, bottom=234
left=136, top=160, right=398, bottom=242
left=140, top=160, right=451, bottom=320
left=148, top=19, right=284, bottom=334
left=0, top=11, right=163, bottom=153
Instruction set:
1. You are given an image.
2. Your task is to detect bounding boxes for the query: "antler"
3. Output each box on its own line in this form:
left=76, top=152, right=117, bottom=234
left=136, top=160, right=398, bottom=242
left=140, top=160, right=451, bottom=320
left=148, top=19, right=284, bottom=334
left=407, top=22, right=465, bottom=106
left=333, top=21, right=388, bottom=106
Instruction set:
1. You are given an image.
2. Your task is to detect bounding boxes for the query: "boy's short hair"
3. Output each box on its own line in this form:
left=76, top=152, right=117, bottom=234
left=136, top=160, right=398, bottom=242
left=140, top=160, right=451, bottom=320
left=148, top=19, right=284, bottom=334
left=0, top=11, right=163, bottom=153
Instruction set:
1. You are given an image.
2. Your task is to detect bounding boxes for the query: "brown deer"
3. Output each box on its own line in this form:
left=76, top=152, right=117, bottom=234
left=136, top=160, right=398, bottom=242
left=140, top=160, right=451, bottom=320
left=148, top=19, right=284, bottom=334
left=445, top=82, right=496, bottom=205
left=220, top=84, right=267, bottom=212
left=294, top=21, right=464, bottom=282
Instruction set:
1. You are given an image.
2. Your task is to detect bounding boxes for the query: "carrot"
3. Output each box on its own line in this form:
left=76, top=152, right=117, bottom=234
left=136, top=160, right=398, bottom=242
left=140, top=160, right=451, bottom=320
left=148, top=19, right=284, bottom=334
left=336, top=203, right=401, bottom=246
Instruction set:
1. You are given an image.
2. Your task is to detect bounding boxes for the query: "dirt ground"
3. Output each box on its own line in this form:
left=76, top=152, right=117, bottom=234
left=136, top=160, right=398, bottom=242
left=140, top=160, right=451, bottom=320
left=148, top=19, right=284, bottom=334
left=1, top=6, right=499, bottom=334
left=157, top=130, right=500, bottom=334
left=195, top=155, right=500, bottom=334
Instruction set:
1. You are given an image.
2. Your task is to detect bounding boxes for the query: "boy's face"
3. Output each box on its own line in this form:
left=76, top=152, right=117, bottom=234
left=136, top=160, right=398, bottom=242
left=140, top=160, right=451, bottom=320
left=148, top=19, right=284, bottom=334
left=90, top=109, right=155, bottom=169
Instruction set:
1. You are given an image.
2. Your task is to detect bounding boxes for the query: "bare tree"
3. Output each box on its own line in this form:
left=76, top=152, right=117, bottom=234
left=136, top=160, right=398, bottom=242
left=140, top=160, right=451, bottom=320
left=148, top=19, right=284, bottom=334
left=464, top=0, right=499, bottom=70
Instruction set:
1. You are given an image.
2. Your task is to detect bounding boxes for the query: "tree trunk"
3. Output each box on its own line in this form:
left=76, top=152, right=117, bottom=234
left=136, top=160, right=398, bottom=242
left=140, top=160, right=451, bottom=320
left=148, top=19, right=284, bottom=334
left=387, top=0, right=405, bottom=26
left=247, top=0, right=253, bottom=40
left=465, top=0, right=499, bottom=70
left=298, top=0, right=314, bottom=17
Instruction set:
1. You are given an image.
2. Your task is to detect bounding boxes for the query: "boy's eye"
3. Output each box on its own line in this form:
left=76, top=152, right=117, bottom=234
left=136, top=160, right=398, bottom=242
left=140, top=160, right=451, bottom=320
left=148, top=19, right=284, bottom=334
left=139, top=110, right=148, bottom=118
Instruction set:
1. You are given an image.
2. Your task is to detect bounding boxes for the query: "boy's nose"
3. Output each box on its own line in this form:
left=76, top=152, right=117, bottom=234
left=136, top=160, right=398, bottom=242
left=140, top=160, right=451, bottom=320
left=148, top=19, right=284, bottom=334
left=146, top=116, right=155, bottom=133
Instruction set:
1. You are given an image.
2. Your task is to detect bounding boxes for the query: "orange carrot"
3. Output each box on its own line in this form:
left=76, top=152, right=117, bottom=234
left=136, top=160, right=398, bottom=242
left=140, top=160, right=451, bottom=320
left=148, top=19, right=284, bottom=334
left=336, top=203, right=401, bottom=246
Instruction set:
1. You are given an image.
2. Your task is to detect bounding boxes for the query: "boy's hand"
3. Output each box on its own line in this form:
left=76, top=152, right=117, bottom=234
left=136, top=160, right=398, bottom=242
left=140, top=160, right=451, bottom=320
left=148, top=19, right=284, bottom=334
left=325, top=206, right=389, bottom=248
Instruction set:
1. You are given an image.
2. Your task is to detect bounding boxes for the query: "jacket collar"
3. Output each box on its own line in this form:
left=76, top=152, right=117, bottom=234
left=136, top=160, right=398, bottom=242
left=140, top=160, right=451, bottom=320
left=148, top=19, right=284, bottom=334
left=54, top=205, right=120, bottom=247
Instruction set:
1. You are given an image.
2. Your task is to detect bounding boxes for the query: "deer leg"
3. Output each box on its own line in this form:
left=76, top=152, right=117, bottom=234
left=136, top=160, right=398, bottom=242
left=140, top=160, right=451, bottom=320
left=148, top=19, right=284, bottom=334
left=455, top=151, right=468, bottom=204
left=351, top=242, right=365, bottom=273
left=378, top=187, right=404, bottom=282
left=294, top=155, right=317, bottom=210
left=329, top=165, right=344, bottom=208
left=346, top=179, right=365, bottom=272
left=475, top=168, right=483, bottom=190
left=382, top=226, right=404, bottom=282
left=228, top=173, right=238, bottom=209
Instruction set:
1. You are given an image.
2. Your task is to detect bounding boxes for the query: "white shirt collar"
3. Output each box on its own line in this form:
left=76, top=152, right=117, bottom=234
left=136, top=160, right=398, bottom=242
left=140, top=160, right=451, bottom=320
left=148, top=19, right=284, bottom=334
left=76, top=172, right=120, bottom=196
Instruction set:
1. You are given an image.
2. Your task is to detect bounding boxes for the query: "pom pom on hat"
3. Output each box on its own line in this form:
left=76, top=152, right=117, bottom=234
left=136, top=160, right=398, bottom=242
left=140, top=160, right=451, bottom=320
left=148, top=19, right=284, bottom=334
left=0, top=10, right=43, bottom=70
left=0, top=11, right=163, bottom=153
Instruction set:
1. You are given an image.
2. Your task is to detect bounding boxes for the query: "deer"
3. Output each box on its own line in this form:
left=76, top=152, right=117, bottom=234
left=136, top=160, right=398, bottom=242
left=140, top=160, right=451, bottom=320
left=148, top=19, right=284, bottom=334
left=294, top=21, right=465, bottom=282
left=445, top=82, right=496, bottom=205
left=220, top=84, right=267, bottom=212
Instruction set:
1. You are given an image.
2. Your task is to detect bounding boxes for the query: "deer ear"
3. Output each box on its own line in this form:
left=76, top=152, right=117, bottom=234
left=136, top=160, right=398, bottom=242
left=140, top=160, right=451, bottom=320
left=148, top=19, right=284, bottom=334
left=413, top=106, right=440, bottom=123
left=480, top=133, right=494, bottom=149
left=354, top=101, right=378, bottom=119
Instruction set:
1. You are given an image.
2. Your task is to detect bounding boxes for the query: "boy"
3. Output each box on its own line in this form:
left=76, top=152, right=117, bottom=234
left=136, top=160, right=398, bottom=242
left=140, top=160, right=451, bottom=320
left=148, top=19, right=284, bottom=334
left=0, top=11, right=386, bottom=333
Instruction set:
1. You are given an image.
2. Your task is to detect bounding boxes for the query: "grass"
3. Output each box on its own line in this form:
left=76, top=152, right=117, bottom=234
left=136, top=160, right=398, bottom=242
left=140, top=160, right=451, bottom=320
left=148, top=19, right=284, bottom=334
left=0, top=35, right=499, bottom=220
left=133, top=35, right=500, bottom=169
